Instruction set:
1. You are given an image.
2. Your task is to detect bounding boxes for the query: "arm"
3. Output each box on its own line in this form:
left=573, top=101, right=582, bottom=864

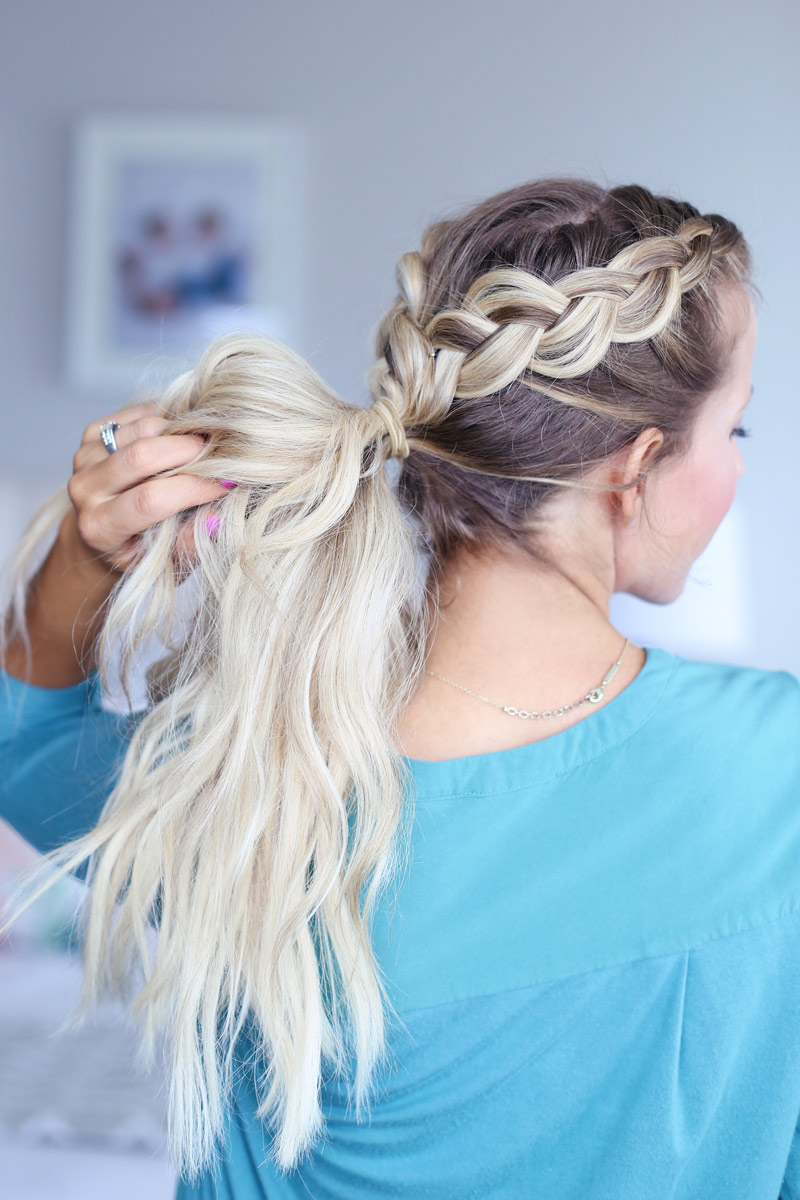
left=0, top=507, right=139, bottom=856
left=2, top=507, right=123, bottom=688
left=0, top=402, right=228, bottom=855
left=0, top=666, right=145, bottom=860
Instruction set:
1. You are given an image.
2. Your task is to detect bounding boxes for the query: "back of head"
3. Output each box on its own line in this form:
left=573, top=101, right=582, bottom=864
left=370, top=176, right=755, bottom=572
left=0, top=175, right=756, bottom=1184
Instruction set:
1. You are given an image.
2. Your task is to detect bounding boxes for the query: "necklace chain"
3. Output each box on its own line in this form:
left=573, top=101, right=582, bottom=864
left=424, top=637, right=630, bottom=721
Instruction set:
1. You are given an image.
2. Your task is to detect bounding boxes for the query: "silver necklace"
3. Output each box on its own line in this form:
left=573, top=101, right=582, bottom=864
left=424, top=637, right=629, bottom=721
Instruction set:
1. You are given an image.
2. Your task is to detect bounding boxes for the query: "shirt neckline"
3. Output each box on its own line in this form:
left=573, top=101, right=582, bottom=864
left=402, top=644, right=677, bottom=799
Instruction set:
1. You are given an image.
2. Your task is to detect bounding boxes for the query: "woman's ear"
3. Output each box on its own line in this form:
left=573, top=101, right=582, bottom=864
left=606, top=427, right=664, bottom=528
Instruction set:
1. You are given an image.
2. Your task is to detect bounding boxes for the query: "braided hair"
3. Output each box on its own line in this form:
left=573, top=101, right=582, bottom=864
left=363, top=178, right=755, bottom=563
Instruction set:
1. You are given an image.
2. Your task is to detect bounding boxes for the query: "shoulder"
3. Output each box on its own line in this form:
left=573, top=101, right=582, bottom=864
left=652, top=652, right=800, bottom=792
left=644, top=652, right=800, bottom=937
left=662, top=649, right=800, bottom=752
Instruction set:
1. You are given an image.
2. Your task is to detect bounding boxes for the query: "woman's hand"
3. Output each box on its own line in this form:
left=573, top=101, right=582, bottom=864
left=67, top=400, right=232, bottom=575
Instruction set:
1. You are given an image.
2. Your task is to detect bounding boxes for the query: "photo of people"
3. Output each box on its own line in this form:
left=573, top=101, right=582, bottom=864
left=64, top=117, right=304, bottom=387
left=112, top=161, right=255, bottom=349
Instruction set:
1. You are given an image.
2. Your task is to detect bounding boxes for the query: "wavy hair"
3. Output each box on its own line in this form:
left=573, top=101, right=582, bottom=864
left=0, top=176, right=757, bottom=1180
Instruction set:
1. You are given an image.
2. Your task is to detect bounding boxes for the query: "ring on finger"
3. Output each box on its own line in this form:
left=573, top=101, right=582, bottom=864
left=100, top=420, right=121, bottom=454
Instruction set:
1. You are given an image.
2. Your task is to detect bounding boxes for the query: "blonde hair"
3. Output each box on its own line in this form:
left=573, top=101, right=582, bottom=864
left=0, top=176, right=756, bottom=1181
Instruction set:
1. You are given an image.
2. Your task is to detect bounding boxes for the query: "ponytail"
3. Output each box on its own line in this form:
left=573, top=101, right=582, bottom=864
left=0, top=332, right=430, bottom=1179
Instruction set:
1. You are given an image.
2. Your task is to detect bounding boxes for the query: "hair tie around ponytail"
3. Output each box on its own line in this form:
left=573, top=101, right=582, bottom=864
left=370, top=395, right=410, bottom=460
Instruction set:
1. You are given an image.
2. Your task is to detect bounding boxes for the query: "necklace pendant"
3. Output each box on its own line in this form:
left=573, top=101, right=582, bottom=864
left=587, top=686, right=604, bottom=704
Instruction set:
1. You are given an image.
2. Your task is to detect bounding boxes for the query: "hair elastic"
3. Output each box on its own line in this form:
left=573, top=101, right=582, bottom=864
left=370, top=395, right=410, bottom=460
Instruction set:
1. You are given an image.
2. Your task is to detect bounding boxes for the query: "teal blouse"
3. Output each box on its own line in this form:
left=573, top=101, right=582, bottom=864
left=3, top=645, right=800, bottom=1199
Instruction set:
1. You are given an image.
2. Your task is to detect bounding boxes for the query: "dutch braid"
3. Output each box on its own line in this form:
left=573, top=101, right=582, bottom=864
left=361, top=204, right=750, bottom=498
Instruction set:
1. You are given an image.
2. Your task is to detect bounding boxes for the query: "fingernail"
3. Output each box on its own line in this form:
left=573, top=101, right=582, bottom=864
left=205, top=512, right=221, bottom=535
left=218, top=479, right=238, bottom=488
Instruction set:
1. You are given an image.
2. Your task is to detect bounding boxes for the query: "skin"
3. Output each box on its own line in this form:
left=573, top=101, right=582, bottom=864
left=395, top=286, right=757, bottom=761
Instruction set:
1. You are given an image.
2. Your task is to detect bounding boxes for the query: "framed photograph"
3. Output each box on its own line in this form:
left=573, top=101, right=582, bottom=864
left=64, top=113, right=307, bottom=390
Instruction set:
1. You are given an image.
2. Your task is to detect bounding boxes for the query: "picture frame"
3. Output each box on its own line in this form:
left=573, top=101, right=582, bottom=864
left=64, top=112, right=307, bottom=390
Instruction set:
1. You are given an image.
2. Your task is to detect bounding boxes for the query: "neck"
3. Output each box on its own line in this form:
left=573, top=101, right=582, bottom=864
left=424, top=542, right=627, bottom=690
left=394, top=542, right=646, bottom=760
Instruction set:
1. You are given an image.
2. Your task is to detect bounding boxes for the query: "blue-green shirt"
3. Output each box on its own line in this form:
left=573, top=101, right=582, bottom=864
left=3, top=645, right=800, bottom=1199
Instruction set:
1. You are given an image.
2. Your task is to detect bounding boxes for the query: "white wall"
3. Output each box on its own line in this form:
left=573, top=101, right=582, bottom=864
left=0, top=0, right=798, bottom=672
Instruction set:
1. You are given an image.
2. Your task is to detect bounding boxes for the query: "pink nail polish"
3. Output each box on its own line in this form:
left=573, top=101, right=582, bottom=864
left=218, top=479, right=238, bottom=488
left=206, top=512, right=221, bottom=535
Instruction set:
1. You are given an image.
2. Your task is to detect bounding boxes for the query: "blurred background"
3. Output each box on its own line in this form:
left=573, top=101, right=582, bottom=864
left=0, top=0, right=797, bottom=1196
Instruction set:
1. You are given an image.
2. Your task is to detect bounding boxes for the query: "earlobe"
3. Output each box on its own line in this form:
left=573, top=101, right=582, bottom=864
left=605, top=468, right=635, bottom=529
left=620, top=427, right=662, bottom=528
left=617, top=470, right=647, bottom=531
left=604, top=431, right=658, bottom=531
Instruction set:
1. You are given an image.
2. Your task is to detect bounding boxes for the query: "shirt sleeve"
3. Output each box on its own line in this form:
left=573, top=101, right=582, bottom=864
left=0, top=667, right=146, bottom=861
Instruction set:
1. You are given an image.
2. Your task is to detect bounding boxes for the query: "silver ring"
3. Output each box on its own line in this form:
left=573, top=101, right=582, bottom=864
left=100, top=420, right=121, bottom=454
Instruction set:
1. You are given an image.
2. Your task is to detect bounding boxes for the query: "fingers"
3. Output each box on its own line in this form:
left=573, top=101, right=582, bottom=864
left=73, top=399, right=232, bottom=513
left=68, top=398, right=236, bottom=570
left=77, top=472, right=233, bottom=557
left=80, top=400, right=162, bottom=447
left=75, top=406, right=174, bottom=475
left=76, top=425, right=211, bottom=497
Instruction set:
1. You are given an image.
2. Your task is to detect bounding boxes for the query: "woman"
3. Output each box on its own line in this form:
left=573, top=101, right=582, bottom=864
left=1, top=176, right=799, bottom=1199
